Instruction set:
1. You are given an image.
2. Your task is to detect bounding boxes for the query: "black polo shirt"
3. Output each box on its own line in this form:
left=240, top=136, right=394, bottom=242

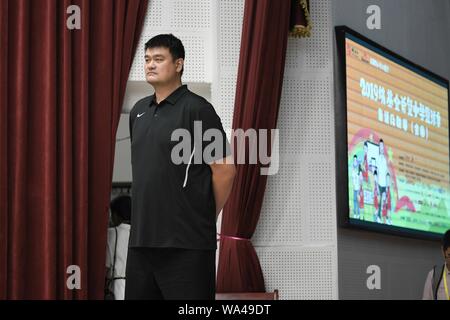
left=129, top=85, right=231, bottom=250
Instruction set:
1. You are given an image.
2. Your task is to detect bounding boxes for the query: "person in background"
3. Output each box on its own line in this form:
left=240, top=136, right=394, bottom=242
left=377, top=139, right=388, bottom=221
left=381, top=191, right=387, bottom=224
left=363, top=141, right=369, bottom=183
left=105, top=195, right=131, bottom=300
left=385, top=173, right=392, bottom=225
left=352, top=155, right=360, bottom=219
left=358, top=166, right=364, bottom=220
left=422, top=229, right=450, bottom=300
left=373, top=170, right=379, bottom=223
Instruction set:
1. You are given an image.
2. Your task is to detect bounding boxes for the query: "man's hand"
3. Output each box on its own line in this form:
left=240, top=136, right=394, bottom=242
left=209, top=155, right=236, bottom=219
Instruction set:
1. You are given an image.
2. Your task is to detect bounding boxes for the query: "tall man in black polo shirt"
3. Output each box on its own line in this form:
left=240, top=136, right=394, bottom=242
left=125, top=34, right=236, bottom=300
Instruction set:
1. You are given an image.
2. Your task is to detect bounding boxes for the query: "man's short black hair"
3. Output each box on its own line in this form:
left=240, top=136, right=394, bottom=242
left=145, top=34, right=185, bottom=76
left=110, top=195, right=131, bottom=221
left=379, top=139, right=384, bottom=144
left=443, top=229, right=450, bottom=251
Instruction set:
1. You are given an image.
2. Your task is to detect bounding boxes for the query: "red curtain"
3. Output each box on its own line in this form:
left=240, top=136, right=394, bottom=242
left=216, top=0, right=292, bottom=293
left=0, top=0, right=147, bottom=299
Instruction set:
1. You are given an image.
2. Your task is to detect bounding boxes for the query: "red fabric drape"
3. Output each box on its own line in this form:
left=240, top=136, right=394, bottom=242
left=216, top=0, right=291, bottom=293
left=0, top=0, right=147, bottom=299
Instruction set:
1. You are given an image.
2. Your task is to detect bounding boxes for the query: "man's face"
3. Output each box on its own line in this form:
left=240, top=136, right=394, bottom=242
left=379, top=142, right=384, bottom=154
left=145, top=47, right=183, bottom=86
left=443, top=246, right=450, bottom=268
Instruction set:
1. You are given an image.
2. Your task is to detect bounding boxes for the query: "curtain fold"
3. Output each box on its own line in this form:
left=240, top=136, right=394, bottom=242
left=0, top=0, right=9, bottom=300
left=216, top=0, right=292, bottom=293
left=0, top=0, right=147, bottom=299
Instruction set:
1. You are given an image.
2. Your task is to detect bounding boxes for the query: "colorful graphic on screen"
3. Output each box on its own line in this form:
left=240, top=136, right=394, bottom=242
left=345, top=35, right=450, bottom=235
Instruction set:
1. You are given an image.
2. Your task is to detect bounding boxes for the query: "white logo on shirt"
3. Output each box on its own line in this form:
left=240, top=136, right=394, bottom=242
left=137, top=112, right=146, bottom=118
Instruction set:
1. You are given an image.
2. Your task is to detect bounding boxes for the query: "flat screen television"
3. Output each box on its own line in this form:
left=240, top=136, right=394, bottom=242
left=335, top=26, right=450, bottom=240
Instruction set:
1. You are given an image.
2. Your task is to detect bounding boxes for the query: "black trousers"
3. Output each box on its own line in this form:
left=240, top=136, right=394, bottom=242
left=125, top=247, right=216, bottom=300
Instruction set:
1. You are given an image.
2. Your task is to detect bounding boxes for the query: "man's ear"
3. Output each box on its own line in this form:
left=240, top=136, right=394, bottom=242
left=176, top=58, right=184, bottom=73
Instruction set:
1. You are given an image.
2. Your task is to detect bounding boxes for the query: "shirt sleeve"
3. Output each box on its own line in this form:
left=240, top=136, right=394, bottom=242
left=422, top=269, right=434, bottom=300
left=195, top=104, right=231, bottom=164
left=105, top=228, right=116, bottom=269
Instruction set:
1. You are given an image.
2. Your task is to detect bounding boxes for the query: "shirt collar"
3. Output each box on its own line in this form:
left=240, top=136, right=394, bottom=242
left=150, top=84, right=188, bottom=107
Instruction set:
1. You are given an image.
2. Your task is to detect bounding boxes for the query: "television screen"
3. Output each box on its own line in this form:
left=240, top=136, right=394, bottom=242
left=335, top=26, right=450, bottom=239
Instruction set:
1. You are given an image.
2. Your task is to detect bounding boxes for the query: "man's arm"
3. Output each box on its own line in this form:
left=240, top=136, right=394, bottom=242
left=209, top=155, right=236, bottom=219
